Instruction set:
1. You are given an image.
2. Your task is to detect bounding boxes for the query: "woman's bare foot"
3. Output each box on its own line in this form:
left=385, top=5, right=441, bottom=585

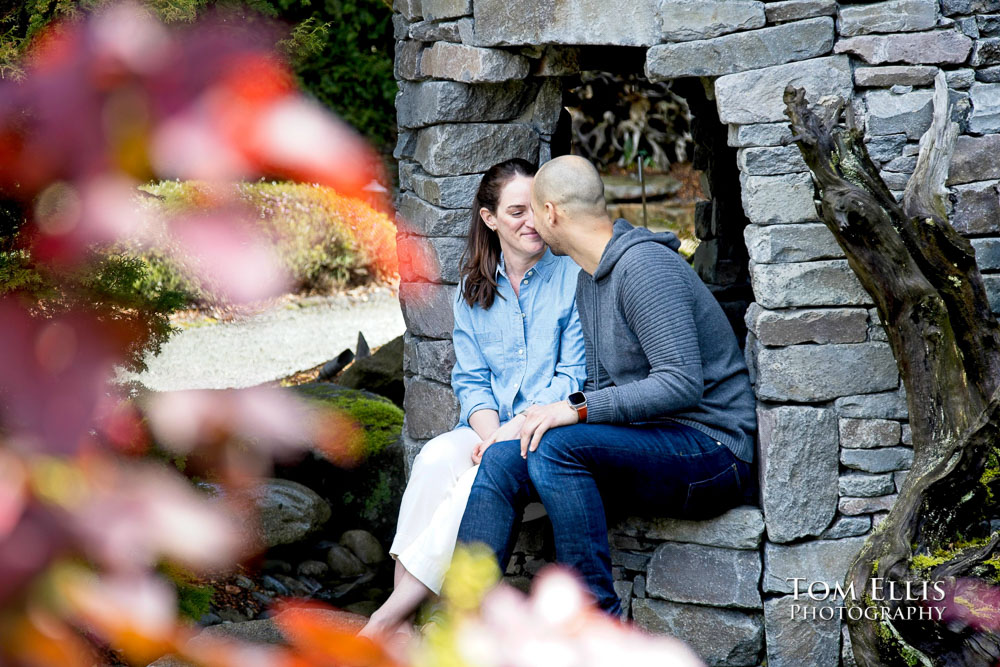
left=359, top=565, right=432, bottom=639
left=358, top=608, right=401, bottom=639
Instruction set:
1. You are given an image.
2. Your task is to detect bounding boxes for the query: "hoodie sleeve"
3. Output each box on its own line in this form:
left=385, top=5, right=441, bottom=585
left=582, top=244, right=703, bottom=424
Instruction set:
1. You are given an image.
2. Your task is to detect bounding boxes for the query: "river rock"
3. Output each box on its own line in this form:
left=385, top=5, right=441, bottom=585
left=327, top=543, right=368, bottom=578
left=716, top=56, right=852, bottom=124
left=340, top=529, right=386, bottom=565
left=763, top=536, right=868, bottom=593
left=646, top=542, right=762, bottom=609
left=337, top=335, right=404, bottom=406
left=472, top=0, right=661, bottom=47
left=755, top=342, right=898, bottom=401
left=764, top=595, right=842, bottom=667
left=837, top=0, right=939, bottom=37
left=249, top=479, right=331, bottom=548
left=658, top=0, right=765, bottom=42
left=632, top=599, right=764, bottom=666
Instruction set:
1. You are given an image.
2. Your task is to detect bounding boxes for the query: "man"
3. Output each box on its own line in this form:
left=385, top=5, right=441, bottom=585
left=456, top=155, right=756, bottom=615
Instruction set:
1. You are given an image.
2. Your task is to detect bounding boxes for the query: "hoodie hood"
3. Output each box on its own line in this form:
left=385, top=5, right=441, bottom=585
left=592, top=218, right=682, bottom=281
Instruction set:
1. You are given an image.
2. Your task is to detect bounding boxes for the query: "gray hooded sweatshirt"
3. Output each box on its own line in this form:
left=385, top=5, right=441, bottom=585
left=577, top=219, right=756, bottom=463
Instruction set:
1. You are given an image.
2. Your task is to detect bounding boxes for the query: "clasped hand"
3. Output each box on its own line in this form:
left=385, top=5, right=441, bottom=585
left=470, top=400, right=578, bottom=464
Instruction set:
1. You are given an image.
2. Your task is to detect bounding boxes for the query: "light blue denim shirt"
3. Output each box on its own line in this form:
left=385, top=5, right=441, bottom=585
left=452, top=249, right=586, bottom=426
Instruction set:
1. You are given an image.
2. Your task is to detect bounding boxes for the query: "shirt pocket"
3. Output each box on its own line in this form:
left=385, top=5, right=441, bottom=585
left=473, top=330, right=504, bottom=371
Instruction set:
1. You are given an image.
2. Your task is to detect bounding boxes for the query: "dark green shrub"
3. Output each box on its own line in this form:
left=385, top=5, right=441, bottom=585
left=0, top=0, right=397, bottom=151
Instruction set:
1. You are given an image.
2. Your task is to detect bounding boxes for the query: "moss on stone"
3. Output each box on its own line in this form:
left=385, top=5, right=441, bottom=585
left=361, top=470, right=394, bottom=523
left=292, top=383, right=403, bottom=458
left=160, top=563, right=214, bottom=621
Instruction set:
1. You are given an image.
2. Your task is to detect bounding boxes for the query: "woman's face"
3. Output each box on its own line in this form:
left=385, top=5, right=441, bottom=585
left=481, top=174, right=545, bottom=260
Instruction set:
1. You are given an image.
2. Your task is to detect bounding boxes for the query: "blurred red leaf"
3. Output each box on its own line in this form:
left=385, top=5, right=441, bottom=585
left=0, top=608, right=95, bottom=667
left=273, top=600, right=402, bottom=667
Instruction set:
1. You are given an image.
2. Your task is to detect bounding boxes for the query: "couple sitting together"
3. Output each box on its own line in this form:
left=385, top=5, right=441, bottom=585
left=363, top=155, right=757, bottom=637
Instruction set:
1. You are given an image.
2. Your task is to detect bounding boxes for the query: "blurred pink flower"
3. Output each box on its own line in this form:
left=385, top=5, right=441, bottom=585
left=30, top=175, right=155, bottom=262
left=71, top=459, right=244, bottom=571
left=0, top=450, right=28, bottom=539
left=59, top=568, right=180, bottom=663
left=168, top=211, right=291, bottom=303
left=0, top=299, right=131, bottom=455
left=144, top=386, right=365, bottom=473
left=145, top=387, right=313, bottom=457
left=92, top=395, right=150, bottom=455
left=0, top=503, right=68, bottom=604
left=456, top=568, right=706, bottom=667
left=936, top=577, right=1000, bottom=632
left=0, top=1, right=380, bottom=280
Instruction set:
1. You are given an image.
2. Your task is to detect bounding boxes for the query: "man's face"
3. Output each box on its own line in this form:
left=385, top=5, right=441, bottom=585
left=529, top=186, right=566, bottom=255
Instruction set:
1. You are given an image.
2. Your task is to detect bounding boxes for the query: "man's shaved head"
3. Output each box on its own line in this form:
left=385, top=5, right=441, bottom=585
left=529, top=155, right=614, bottom=271
left=532, top=155, right=607, bottom=217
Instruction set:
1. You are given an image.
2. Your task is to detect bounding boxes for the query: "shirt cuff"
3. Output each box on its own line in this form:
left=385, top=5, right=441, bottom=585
left=462, top=396, right=499, bottom=425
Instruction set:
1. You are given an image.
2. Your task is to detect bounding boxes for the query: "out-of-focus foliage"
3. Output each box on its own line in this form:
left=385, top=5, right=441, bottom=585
left=410, top=546, right=707, bottom=667
left=0, top=6, right=391, bottom=664
left=565, top=72, right=693, bottom=172
left=0, top=243, right=186, bottom=372
left=0, top=0, right=397, bottom=151
left=133, top=180, right=398, bottom=302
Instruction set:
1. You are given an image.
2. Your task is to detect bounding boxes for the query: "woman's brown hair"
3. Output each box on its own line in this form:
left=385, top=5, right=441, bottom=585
left=459, top=158, right=537, bottom=309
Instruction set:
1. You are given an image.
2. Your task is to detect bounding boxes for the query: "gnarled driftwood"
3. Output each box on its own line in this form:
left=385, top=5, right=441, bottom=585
left=784, top=72, right=1000, bottom=666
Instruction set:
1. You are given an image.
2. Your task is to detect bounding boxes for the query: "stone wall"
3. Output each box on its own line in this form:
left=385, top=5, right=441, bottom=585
left=393, top=1, right=1000, bottom=665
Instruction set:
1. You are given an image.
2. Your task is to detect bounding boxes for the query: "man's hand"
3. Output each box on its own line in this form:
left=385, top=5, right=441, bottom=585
left=519, top=400, right=578, bottom=458
left=471, top=413, right=526, bottom=464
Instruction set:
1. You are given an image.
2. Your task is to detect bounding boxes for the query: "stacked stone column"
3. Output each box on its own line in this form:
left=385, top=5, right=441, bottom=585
left=393, top=0, right=565, bottom=470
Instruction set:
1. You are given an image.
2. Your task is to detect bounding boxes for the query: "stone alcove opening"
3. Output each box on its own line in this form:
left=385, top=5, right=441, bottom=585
left=542, top=48, right=754, bottom=345
left=482, top=47, right=764, bottom=599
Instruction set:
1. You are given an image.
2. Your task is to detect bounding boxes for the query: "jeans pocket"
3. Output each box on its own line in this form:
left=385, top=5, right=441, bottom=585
left=682, top=462, right=742, bottom=519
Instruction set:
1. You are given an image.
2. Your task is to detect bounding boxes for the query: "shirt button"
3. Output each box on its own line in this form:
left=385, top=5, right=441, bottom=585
left=527, top=270, right=533, bottom=276
left=518, top=349, right=524, bottom=355
left=521, top=313, right=526, bottom=318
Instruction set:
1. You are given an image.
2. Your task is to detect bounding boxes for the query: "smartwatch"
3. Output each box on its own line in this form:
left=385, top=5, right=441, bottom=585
left=568, top=391, right=587, bottom=423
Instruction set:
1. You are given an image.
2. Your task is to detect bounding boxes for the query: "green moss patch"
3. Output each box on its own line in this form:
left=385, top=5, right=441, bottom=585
left=292, top=382, right=403, bottom=458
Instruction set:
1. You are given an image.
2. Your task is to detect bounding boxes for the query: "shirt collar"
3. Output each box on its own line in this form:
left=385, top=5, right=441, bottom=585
left=496, top=248, right=557, bottom=281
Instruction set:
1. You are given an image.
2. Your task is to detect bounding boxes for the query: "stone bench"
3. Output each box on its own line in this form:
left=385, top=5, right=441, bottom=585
left=505, top=505, right=766, bottom=667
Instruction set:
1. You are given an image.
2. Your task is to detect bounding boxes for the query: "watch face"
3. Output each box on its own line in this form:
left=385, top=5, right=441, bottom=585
left=568, top=391, right=585, bottom=407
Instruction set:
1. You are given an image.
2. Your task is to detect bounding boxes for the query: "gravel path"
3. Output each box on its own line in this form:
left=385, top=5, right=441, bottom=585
left=121, top=287, right=406, bottom=391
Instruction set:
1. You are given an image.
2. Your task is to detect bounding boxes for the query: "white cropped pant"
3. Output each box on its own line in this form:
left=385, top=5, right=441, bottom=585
left=388, top=426, right=481, bottom=595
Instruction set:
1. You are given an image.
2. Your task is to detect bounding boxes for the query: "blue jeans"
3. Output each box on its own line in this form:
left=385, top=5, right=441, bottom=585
left=456, top=421, right=752, bottom=615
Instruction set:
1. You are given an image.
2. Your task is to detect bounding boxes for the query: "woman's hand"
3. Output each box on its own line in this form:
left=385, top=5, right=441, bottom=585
left=471, top=413, right=526, bottom=464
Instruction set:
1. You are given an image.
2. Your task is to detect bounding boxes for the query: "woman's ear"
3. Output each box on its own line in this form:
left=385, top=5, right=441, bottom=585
left=479, top=207, right=495, bottom=231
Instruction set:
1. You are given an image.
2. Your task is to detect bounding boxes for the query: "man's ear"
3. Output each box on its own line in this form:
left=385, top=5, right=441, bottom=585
left=544, top=201, right=557, bottom=226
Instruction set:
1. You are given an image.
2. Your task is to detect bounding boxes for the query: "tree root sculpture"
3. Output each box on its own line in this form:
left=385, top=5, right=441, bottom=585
left=784, top=73, right=1000, bottom=666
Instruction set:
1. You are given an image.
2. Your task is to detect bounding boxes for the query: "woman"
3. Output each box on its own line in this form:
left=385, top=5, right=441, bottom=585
left=361, top=158, right=586, bottom=637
